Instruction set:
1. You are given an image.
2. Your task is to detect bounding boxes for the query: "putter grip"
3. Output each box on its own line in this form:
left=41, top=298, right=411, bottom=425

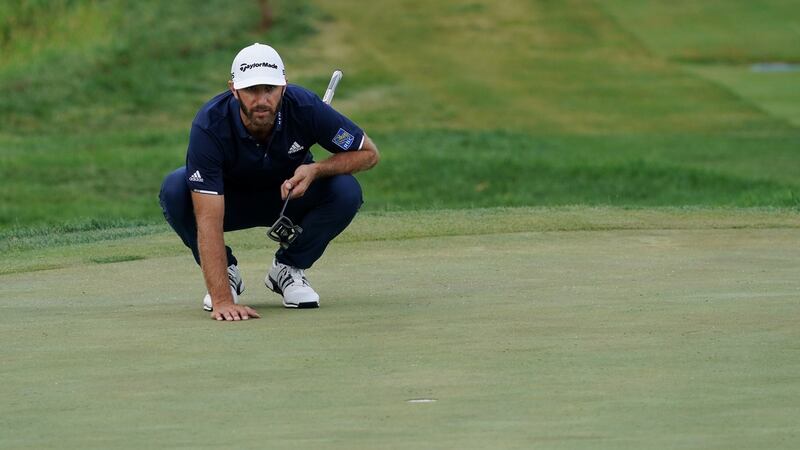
left=322, top=70, right=343, bottom=105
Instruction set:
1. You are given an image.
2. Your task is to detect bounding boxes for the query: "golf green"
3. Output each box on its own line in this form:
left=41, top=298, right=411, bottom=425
left=2, top=215, right=798, bottom=448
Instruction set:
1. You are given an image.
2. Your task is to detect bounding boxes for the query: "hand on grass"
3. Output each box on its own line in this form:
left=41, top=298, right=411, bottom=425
left=210, top=303, right=261, bottom=321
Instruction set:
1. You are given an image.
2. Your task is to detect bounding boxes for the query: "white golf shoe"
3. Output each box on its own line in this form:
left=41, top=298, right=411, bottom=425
left=265, top=260, right=320, bottom=308
left=202, top=264, right=245, bottom=311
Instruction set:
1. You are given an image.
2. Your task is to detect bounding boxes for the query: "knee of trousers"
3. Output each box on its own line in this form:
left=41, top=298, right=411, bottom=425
left=159, top=167, right=191, bottom=220
left=328, top=175, right=364, bottom=217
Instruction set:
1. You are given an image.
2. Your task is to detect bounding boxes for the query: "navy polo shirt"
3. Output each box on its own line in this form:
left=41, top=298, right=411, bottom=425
left=185, top=84, right=364, bottom=195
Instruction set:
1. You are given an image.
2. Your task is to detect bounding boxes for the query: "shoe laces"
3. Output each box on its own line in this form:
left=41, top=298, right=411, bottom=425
left=278, top=264, right=310, bottom=289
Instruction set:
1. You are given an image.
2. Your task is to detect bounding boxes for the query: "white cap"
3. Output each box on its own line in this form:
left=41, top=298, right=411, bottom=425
left=230, top=43, right=286, bottom=89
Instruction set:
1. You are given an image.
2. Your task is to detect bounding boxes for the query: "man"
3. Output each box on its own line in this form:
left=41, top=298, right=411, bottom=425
left=159, top=43, right=379, bottom=321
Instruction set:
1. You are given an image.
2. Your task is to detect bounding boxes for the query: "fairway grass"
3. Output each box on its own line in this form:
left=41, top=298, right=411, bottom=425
left=2, top=208, right=799, bottom=449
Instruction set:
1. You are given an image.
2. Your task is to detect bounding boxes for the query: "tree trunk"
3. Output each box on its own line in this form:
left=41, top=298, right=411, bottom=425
left=258, top=0, right=273, bottom=31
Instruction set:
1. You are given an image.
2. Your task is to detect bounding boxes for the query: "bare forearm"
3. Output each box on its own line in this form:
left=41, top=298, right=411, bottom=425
left=282, top=135, right=379, bottom=199
left=312, top=152, right=373, bottom=179
left=191, top=192, right=234, bottom=307
left=314, top=134, right=379, bottom=178
left=197, top=220, right=234, bottom=306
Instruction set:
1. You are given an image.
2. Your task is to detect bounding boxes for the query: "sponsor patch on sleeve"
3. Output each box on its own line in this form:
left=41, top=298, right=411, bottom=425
left=332, top=128, right=355, bottom=150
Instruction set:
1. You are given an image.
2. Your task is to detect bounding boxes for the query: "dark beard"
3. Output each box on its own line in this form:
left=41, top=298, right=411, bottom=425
left=240, top=101, right=276, bottom=130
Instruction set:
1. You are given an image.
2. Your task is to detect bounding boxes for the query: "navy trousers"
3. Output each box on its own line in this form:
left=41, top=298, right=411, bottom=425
left=158, top=167, right=363, bottom=269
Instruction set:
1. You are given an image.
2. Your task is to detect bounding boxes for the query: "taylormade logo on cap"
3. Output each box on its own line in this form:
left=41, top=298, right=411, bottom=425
left=231, top=43, right=286, bottom=89
left=240, top=62, right=278, bottom=72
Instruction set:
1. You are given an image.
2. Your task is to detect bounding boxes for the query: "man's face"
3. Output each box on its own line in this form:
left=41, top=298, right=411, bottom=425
left=233, top=84, right=285, bottom=132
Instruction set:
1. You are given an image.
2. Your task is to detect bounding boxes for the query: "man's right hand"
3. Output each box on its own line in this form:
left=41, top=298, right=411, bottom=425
left=191, top=191, right=261, bottom=322
left=210, top=302, right=261, bottom=321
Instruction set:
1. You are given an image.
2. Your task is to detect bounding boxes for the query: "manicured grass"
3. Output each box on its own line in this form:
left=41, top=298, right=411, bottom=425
left=687, top=66, right=800, bottom=127
left=2, top=209, right=799, bottom=448
left=600, top=0, right=800, bottom=63
left=3, top=206, right=799, bottom=275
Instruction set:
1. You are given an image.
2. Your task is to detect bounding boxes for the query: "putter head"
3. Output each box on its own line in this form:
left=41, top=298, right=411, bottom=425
left=267, top=216, right=303, bottom=249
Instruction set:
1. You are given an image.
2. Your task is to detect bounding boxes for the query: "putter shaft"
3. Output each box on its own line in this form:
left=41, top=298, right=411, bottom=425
left=322, top=70, right=343, bottom=105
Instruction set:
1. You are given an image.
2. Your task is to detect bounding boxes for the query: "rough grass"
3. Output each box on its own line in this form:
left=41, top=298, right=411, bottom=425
left=1, top=0, right=799, bottom=230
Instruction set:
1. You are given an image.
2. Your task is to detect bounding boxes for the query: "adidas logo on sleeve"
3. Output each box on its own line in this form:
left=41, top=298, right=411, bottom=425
left=189, top=170, right=204, bottom=183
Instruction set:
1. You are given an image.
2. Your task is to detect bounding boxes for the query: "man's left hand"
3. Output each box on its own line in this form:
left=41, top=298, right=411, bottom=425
left=282, top=164, right=318, bottom=200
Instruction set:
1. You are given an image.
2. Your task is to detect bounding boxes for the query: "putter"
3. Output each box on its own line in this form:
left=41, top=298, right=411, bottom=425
left=322, top=69, right=343, bottom=105
left=267, top=189, right=303, bottom=249
left=267, top=70, right=344, bottom=249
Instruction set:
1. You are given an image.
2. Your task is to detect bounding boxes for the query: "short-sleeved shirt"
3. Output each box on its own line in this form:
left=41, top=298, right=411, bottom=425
left=185, top=84, right=364, bottom=195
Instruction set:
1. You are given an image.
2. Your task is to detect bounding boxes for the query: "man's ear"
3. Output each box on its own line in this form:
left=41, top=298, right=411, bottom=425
left=228, top=80, right=238, bottom=98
